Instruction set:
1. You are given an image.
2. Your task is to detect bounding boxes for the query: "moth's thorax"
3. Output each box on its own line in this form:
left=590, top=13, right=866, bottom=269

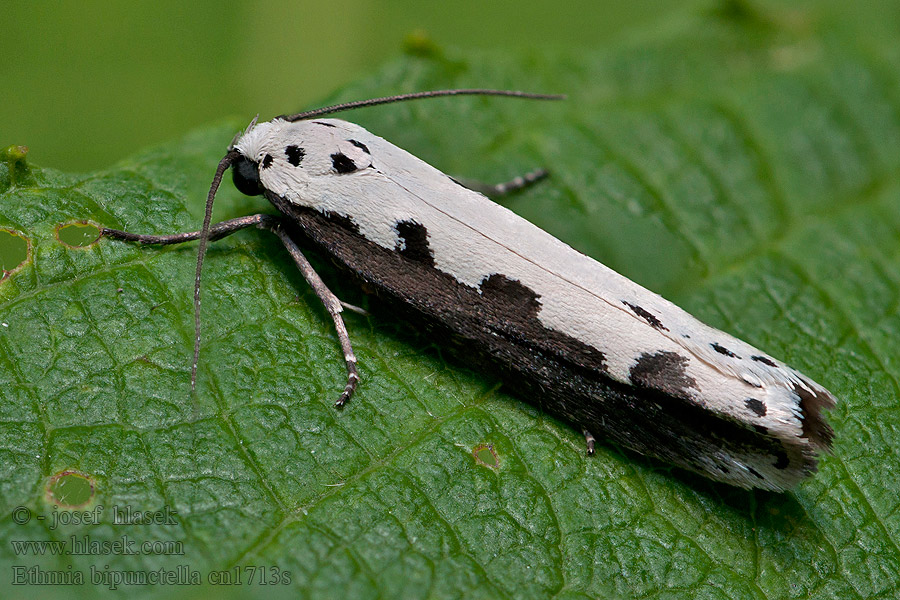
left=232, top=118, right=373, bottom=172
left=231, top=118, right=376, bottom=207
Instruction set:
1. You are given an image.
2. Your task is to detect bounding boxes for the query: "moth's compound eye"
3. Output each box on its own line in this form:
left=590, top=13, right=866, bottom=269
left=231, top=155, right=263, bottom=196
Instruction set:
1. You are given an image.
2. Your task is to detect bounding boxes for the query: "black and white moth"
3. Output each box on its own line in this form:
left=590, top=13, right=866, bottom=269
left=102, top=89, right=836, bottom=491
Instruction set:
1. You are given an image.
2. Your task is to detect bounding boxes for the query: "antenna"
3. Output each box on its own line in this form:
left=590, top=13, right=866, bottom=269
left=279, top=88, right=565, bottom=122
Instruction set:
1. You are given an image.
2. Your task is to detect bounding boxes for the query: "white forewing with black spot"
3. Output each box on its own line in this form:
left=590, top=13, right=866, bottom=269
left=104, top=91, right=836, bottom=492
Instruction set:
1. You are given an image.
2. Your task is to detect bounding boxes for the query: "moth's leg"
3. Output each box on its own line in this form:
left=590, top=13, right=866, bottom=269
left=583, top=430, right=596, bottom=456
left=451, top=168, right=548, bottom=197
left=101, top=214, right=281, bottom=245
left=260, top=220, right=360, bottom=408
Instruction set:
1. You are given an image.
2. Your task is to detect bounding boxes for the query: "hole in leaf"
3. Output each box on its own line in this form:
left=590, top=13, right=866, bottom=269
left=0, top=229, right=29, bottom=280
left=46, top=471, right=95, bottom=508
left=473, top=443, right=499, bottom=469
left=56, top=222, right=101, bottom=247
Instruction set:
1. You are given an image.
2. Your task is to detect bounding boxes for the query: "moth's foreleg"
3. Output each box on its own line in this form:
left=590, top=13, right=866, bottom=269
left=101, top=214, right=281, bottom=245
left=451, top=168, right=548, bottom=197
left=261, top=221, right=360, bottom=408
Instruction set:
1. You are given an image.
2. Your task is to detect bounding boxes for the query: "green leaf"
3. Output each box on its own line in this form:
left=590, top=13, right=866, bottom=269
left=3, top=8, right=900, bottom=600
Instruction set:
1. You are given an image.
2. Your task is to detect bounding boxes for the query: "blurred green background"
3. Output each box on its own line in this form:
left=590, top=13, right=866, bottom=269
left=4, top=0, right=898, bottom=172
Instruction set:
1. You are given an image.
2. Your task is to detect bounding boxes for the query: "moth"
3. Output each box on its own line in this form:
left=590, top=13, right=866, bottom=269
left=102, top=89, right=836, bottom=491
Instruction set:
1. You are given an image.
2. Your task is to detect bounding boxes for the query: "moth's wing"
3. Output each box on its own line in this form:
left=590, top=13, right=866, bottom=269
left=344, top=125, right=833, bottom=422
left=253, top=119, right=836, bottom=489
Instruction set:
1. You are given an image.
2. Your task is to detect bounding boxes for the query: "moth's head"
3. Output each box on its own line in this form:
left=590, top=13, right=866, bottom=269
left=227, top=117, right=276, bottom=197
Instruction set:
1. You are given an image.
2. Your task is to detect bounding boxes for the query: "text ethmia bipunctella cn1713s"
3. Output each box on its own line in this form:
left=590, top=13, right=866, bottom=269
left=100, top=89, right=836, bottom=491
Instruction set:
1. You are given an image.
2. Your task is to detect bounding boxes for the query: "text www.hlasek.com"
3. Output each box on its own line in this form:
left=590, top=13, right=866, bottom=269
left=11, top=535, right=184, bottom=556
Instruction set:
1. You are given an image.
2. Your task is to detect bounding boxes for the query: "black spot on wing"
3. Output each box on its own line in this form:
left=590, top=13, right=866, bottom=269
left=349, top=139, right=370, bottom=154
left=285, top=145, right=305, bottom=167
left=711, top=342, right=739, bottom=358
left=773, top=451, right=789, bottom=470
left=313, top=121, right=336, bottom=127
left=629, top=351, right=697, bottom=399
left=623, top=301, right=668, bottom=331
left=745, top=398, right=767, bottom=417
left=751, top=355, right=777, bottom=367
left=747, top=466, right=764, bottom=479
left=471, top=273, right=607, bottom=375
left=394, top=220, right=433, bottom=266
left=331, top=151, right=358, bottom=174
left=261, top=154, right=274, bottom=169
left=479, top=274, right=541, bottom=320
